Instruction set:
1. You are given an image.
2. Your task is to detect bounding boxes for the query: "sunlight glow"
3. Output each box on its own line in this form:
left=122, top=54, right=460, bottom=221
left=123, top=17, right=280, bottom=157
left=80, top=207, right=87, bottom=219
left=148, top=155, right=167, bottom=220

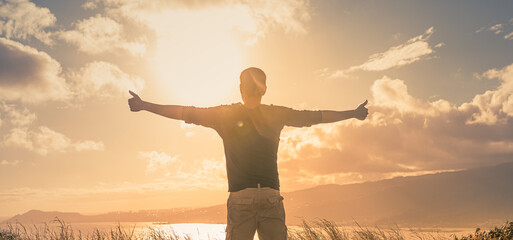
left=148, top=7, right=254, bottom=106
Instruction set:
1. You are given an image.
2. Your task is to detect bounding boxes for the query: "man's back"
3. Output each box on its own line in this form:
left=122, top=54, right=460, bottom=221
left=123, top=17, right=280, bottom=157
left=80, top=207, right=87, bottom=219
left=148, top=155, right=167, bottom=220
left=182, top=103, right=322, bottom=192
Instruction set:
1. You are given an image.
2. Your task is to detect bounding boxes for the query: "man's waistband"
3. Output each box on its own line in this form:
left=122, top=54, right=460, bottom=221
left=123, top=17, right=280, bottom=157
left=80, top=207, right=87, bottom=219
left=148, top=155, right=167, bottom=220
left=229, top=183, right=279, bottom=192
left=231, top=183, right=280, bottom=195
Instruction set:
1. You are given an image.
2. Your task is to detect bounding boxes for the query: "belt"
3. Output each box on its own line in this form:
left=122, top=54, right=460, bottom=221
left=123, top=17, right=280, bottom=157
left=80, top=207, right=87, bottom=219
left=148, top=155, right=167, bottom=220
left=240, top=183, right=279, bottom=191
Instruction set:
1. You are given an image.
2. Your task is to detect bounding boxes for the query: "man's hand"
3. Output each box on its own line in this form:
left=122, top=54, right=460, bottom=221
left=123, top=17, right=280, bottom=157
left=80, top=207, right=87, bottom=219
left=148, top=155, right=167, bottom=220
left=128, top=90, right=144, bottom=112
left=354, top=100, right=368, bottom=120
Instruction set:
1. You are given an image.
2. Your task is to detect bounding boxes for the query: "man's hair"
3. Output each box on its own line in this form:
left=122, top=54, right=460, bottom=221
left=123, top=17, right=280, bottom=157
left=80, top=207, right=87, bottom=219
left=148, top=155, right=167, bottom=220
left=240, top=67, right=266, bottom=96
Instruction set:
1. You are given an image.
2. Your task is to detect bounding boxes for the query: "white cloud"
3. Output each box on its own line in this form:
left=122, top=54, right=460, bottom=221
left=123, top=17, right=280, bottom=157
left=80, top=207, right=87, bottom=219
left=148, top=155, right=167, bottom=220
left=241, top=0, right=311, bottom=44
left=0, top=38, right=145, bottom=104
left=0, top=102, right=36, bottom=126
left=3, top=128, right=34, bottom=151
left=371, top=76, right=453, bottom=116
left=81, top=1, right=98, bottom=10
left=278, top=64, right=513, bottom=189
left=2, top=126, right=104, bottom=155
left=0, top=158, right=226, bottom=203
left=72, top=0, right=309, bottom=105
left=353, top=27, right=437, bottom=71
left=86, top=0, right=311, bottom=45
left=68, top=61, right=145, bottom=100
left=57, top=14, right=146, bottom=56
left=138, top=149, right=227, bottom=189
left=478, top=21, right=513, bottom=41
left=173, top=158, right=227, bottom=190
left=0, top=159, right=20, bottom=166
left=0, top=0, right=56, bottom=45
left=74, top=140, right=105, bottom=152
left=461, top=63, right=513, bottom=124
left=321, top=27, right=442, bottom=79
left=139, top=151, right=177, bottom=174
left=489, top=24, right=503, bottom=34
left=504, top=32, right=513, bottom=40
left=0, top=38, right=69, bottom=103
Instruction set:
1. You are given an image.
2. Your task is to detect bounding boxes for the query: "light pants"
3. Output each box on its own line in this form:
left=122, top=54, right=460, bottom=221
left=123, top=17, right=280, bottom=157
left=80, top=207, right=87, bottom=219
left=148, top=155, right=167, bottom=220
left=225, top=187, right=287, bottom=240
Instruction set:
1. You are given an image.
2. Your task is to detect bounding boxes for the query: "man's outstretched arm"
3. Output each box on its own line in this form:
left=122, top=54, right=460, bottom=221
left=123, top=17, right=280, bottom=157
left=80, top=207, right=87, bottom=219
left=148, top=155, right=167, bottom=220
left=128, top=90, right=183, bottom=120
left=320, top=100, right=368, bottom=123
left=284, top=100, right=368, bottom=127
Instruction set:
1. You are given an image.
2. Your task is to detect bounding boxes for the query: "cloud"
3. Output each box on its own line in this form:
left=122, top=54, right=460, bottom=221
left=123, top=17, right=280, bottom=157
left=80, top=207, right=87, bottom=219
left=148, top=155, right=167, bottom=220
left=371, top=76, right=452, bottom=116
left=73, top=140, right=105, bottom=152
left=278, top=63, right=513, bottom=190
left=57, top=14, right=146, bottom=56
left=138, top=151, right=226, bottom=189
left=68, top=61, right=145, bottom=100
left=478, top=21, right=513, bottom=40
left=79, top=0, right=310, bottom=105
left=504, top=32, right=513, bottom=40
left=2, top=126, right=104, bottom=155
left=0, top=157, right=226, bottom=204
left=139, top=151, right=178, bottom=174
left=81, top=1, right=99, bottom=10
left=172, top=158, right=227, bottom=190
left=85, top=0, right=311, bottom=45
left=489, top=24, right=504, bottom=34
left=0, top=39, right=141, bottom=156
left=0, top=38, right=143, bottom=104
left=0, top=102, right=37, bottom=126
left=0, top=159, right=20, bottom=166
left=320, top=27, right=442, bottom=79
left=0, top=38, right=69, bottom=103
left=0, top=153, right=226, bottom=206
left=240, top=0, right=311, bottom=44
left=0, top=0, right=56, bottom=45
left=0, top=156, right=227, bottom=204
left=64, top=0, right=309, bottom=106
left=461, top=63, right=513, bottom=124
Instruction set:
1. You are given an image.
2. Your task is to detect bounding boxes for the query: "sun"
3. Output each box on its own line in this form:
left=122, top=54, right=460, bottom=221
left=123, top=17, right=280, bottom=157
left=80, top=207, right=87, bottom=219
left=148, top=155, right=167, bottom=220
left=149, top=7, right=251, bottom=106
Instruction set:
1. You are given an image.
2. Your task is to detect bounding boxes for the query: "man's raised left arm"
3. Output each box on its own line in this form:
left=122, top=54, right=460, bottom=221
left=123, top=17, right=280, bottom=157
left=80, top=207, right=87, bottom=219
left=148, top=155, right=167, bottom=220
left=320, top=100, right=368, bottom=123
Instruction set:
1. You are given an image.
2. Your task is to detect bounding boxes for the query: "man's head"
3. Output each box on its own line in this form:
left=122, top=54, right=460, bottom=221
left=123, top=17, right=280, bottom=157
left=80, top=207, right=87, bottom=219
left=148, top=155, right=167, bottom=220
left=240, top=67, right=267, bottom=102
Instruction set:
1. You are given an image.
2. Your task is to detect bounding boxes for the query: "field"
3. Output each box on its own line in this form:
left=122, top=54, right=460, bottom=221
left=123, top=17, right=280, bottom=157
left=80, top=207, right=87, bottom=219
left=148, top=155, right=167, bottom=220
left=1, top=219, right=512, bottom=240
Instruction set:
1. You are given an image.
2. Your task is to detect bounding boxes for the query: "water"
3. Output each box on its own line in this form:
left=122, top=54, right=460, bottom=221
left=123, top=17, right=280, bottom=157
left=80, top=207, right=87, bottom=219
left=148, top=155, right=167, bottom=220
left=143, top=223, right=229, bottom=240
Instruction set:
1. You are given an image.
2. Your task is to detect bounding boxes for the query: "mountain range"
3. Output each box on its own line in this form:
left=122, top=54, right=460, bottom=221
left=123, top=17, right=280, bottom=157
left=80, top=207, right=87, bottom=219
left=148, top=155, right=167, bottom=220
left=5, top=161, right=513, bottom=227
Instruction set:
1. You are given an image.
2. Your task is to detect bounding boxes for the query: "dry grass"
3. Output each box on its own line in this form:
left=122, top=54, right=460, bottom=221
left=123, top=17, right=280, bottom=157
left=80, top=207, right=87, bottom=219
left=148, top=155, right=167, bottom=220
left=1, top=218, right=509, bottom=240
left=288, top=219, right=409, bottom=240
left=0, top=218, right=187, bottom=240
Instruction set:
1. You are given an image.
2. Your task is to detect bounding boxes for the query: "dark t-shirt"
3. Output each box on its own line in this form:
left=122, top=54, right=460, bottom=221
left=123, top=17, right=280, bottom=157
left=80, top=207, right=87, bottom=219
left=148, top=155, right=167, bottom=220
left=182, top=103, right=322, bottom=192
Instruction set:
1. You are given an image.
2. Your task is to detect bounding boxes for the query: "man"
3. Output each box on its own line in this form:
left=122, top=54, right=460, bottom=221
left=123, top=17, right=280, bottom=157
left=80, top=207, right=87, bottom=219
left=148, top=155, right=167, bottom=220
left=128, top=67, right=368, bottom=240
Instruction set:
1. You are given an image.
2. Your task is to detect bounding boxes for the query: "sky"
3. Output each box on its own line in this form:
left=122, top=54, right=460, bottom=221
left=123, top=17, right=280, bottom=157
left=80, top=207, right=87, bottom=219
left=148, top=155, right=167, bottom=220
left=0, top=0, right=512, bottom=218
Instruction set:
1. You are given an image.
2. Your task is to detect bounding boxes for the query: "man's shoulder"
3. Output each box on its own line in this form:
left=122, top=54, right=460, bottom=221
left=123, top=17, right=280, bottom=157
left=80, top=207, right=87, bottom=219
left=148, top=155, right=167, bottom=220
left=260, top=104, right=291, bottom=112
left=198, top=102, right=241, bottom=110
left=216, top=103, right=292, bottom=113
left=219, top=103, right=242, bottom=110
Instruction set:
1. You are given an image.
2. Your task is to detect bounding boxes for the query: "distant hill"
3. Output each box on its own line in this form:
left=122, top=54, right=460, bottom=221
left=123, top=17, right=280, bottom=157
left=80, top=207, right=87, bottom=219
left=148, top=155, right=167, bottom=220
left=4, top=208, right=196, bottom=224
left=161, top=161, right=513, bottom=227
left=6, top=161, right=513, bottom=227
left=5, top=210, right=85, bottom=224
left=283, top=161, right=513, bottom=227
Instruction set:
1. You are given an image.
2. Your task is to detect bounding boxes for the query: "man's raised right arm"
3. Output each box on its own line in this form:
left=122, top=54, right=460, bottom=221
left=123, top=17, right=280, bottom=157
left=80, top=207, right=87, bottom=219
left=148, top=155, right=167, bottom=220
left=128, top=90, right=183, bottom=120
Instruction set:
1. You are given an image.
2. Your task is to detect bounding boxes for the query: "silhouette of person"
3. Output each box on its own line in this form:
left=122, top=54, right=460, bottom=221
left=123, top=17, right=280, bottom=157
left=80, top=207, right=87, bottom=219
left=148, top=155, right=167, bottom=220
left=128, top=67, right=368, bottom=240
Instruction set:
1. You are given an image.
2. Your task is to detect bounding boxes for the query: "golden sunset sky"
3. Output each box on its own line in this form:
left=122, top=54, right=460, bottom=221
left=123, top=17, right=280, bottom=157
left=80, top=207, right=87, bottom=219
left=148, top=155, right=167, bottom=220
left=1, top=0, right=513, bottom=218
